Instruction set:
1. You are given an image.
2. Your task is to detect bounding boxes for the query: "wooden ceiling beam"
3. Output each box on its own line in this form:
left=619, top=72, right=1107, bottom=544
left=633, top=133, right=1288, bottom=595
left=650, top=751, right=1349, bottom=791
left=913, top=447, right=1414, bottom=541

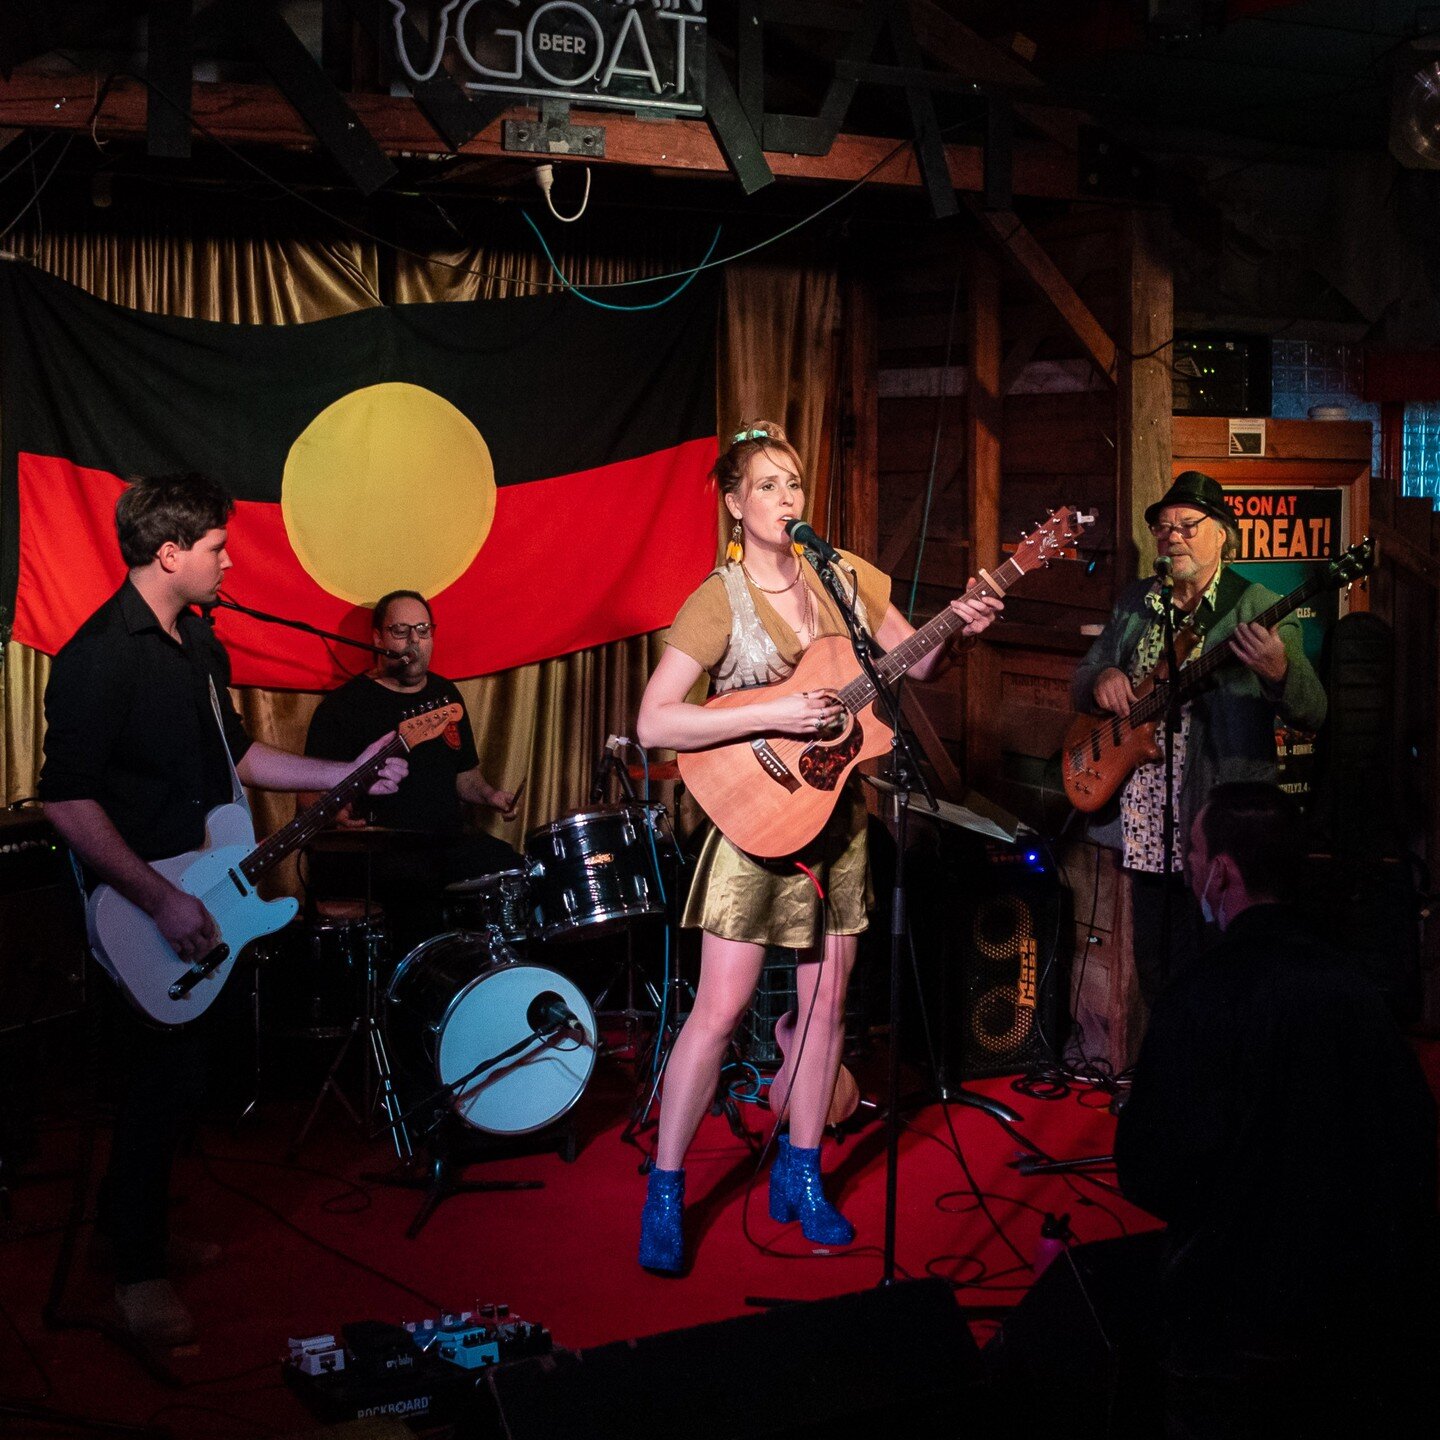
left=967, top=200, right=1118, bottom=386
left=0, top=71, right=1080, bottom=199
left=907, top=0, right=1085, bottom=152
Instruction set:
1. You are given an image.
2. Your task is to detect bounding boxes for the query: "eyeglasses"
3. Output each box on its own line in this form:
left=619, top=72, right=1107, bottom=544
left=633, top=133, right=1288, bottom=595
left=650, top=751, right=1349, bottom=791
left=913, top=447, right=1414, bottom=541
left=1148, top=517, right=1210, bottom=540
left=384, top=622, right=434, bottom=640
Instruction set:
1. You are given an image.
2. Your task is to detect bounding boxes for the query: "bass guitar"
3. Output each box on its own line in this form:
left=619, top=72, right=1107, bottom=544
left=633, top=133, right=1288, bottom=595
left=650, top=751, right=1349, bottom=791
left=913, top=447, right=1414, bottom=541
left=678, top=508, right=1093, bottom=858
left=87, top=700, right=462, bottom=1027
left=1061, top=538, right=1373, bottom=813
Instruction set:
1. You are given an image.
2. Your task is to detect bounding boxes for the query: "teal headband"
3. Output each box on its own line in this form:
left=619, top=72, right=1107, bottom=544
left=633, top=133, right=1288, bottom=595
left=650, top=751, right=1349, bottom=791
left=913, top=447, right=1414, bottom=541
left=731, top=428, right=769, bottom=444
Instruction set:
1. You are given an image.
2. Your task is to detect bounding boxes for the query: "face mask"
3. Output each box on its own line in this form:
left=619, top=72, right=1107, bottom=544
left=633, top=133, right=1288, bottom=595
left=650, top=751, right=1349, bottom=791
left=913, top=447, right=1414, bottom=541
left=1197, top=858, right=1224, bottom=930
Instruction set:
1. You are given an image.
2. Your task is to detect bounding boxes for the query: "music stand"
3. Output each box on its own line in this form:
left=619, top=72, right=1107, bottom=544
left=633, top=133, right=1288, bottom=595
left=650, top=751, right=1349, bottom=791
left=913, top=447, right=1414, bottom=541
left=861, top=775, right=1026, bottom=1128
left=862, top=776, right=1021, bottom=845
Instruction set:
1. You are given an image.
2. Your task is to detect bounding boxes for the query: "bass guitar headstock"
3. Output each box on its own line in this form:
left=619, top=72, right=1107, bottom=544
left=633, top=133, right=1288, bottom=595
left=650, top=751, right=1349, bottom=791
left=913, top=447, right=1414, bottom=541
left=1329, top=536, right=1375, bottom=589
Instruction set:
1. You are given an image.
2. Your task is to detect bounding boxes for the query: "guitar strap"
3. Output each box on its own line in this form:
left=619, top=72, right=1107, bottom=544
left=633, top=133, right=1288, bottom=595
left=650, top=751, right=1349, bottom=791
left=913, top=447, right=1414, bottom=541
left=1190, top=566, right=1249, bottom=641
left=207, top=676, right=249, bottom=812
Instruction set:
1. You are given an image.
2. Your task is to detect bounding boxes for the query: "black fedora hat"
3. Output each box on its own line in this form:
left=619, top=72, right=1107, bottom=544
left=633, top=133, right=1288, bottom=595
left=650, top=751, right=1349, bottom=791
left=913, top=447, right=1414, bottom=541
left=1145, top=470, right=1237, bottom=531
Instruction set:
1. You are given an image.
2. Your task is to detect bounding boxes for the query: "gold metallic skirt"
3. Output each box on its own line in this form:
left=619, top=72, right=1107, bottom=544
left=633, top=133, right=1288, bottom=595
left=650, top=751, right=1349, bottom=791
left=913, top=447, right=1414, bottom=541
left=681, top=784, right=871, bottom=947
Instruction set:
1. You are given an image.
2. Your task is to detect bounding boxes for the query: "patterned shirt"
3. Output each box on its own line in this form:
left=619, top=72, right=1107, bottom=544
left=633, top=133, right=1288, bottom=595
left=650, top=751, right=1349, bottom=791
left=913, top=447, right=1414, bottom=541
left=1120, top=564, right=1225, bottom=873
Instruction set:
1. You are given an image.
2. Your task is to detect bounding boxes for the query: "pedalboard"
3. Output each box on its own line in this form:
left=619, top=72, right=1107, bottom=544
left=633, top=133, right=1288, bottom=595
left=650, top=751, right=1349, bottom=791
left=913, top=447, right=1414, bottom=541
left=283, top=1303, right=552, bottom=1429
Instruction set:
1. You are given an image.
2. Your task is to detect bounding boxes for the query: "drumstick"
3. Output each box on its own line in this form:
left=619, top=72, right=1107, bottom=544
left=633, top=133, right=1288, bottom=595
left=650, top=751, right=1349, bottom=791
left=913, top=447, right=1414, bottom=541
left=508, top=779, right=527, bottom=813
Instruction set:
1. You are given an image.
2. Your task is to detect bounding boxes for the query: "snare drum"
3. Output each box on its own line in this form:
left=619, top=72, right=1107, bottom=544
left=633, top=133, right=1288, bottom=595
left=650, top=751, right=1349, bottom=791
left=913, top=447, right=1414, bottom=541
left=442, top=867, right=532, bottom=942
left=384, top=932, right=596, bottom=1136
left=524, top=805, right=668, bottom=943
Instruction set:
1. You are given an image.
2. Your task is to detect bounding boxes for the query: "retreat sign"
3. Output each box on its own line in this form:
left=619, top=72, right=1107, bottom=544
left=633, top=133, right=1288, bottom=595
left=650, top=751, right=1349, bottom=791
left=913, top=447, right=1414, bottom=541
left=390, top=0, right=708, bottom=117
left=1223, top=484, right=1348, bottom=800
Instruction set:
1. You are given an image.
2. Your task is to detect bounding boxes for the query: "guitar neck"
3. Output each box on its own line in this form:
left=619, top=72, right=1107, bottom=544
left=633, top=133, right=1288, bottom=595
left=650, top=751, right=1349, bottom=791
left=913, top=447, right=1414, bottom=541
left=1125, top=569, right=1331, bottom=728
left=837, top=557, right=1026, bottom=712
left=238, top=735, right=408, bottom=885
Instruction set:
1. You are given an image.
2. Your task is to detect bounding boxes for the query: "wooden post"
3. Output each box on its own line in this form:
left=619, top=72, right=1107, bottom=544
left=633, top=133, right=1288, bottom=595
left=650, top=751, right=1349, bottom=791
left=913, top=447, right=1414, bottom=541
left=966, top=245, right=1002, bottom=576
left=1118, top=207, right=1173, bottom=579
left=963, top=245, right=1002, bottom=791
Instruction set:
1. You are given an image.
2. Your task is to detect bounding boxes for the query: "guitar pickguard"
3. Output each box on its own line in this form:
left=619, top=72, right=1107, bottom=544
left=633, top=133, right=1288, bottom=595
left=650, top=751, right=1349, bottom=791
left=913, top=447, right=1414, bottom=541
left=797, top=720, right=864, bottom=791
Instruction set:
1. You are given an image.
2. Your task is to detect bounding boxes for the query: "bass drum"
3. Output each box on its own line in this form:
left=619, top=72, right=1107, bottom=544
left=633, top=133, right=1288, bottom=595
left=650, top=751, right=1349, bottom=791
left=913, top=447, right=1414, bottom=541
left=384, top=932, right=596, bottom=1136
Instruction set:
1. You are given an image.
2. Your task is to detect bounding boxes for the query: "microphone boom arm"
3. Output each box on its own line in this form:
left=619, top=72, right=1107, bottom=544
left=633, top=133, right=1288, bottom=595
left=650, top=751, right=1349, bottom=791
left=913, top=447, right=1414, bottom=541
left=208, top=594, right=396, bottom=659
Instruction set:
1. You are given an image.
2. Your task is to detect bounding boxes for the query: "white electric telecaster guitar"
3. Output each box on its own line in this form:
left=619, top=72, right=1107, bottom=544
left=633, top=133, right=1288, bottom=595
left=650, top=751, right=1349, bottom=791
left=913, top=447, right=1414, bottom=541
left=87, top=701, right=462, bottom=1027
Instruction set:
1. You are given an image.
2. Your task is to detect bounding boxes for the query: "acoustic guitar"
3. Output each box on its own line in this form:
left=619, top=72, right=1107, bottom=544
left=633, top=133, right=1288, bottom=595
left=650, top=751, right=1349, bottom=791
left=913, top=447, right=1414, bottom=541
left=1061, top=538, right=1374, bottom=813
left=771, top=1009, right=860, bottom=1130
left=678, top=508, right=1094, bottom=858
left=87, top=700, right=462, bottom=1026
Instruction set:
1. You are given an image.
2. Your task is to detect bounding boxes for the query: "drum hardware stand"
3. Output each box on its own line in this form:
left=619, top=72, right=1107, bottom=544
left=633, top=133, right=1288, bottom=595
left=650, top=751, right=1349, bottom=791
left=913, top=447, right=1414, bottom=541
left=363, top=1000, right=575, bottom=1238
left=622, top=962, right=761, bottom=1158
left=582, top=756, right=675, bottom=1058
left=589, top=924, right=665, bottom=1059
left=287, top=925, right=412, bottom=1163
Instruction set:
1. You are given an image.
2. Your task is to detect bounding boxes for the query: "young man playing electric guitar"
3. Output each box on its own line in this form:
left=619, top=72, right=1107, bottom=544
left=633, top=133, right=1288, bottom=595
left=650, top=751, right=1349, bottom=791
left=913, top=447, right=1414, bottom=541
left=40, top=472, right=408, bottom=1350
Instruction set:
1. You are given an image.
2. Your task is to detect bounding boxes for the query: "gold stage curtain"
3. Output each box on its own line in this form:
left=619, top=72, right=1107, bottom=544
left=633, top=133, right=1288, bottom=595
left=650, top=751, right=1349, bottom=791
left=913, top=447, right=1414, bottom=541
left=0, top=199, right=843, bottom=889
left=717, top=262, right=841, bottom=548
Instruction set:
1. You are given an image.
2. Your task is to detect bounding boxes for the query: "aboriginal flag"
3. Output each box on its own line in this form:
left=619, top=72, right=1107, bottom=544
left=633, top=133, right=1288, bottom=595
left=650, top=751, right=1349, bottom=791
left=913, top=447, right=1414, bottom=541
left=0, top=263, right=717, bottom=688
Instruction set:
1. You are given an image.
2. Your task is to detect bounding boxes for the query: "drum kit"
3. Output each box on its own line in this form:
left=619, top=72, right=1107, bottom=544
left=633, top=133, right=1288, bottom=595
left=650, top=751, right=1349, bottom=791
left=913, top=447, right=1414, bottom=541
left=252, top=798, right=681, bottom=1218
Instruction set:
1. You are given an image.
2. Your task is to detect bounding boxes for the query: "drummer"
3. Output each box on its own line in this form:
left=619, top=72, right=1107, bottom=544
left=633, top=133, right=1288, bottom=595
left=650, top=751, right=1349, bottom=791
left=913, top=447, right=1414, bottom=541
left=302, top=589, right=522, bottom=952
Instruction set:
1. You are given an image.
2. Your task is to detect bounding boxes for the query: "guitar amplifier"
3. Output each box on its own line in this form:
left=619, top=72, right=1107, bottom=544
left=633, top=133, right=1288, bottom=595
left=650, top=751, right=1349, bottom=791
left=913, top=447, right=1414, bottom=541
left=0, top=808, right=87, bottom=1031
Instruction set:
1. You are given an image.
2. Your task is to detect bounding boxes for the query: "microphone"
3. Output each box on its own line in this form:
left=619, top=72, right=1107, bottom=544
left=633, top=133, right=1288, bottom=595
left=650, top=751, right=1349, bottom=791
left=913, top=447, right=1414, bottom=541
left=526, top=990, right=584, bottom=1037
left=1153, top=554, right=1173, bottom=606
left=384, top=645, right=418, bottom=668
left=783, top=518, right=840, bottom=563
left=590, top=735, right=629, bottom=803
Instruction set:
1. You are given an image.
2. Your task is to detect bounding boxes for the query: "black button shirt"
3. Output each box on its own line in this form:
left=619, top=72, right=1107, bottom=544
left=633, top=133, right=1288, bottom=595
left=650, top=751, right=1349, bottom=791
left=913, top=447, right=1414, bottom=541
left=39, top=579, right=252, bottom=862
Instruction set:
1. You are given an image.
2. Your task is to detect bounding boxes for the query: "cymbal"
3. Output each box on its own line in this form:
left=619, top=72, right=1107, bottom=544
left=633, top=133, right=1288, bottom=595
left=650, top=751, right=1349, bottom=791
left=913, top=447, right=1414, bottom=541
left=305, top=826, right=448, bottom=852
left=625, top=760, right=680, bottom=781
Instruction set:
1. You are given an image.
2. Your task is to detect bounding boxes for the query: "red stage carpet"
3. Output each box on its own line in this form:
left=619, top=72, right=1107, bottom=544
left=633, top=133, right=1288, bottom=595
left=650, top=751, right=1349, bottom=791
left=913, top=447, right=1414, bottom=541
left=4, top=1038, right=1436, bottom=1437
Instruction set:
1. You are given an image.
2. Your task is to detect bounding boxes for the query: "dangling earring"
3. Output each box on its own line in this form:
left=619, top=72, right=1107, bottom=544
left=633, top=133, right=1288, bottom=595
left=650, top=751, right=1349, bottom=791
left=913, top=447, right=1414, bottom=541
left=726, top=520, right=743, bottom=564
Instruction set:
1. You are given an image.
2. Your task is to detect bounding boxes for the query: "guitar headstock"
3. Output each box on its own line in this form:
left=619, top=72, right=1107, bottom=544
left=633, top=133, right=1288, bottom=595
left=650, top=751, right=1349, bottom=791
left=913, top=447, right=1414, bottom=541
left=398, top=701, right=464, bottom=748
left=1328, top=536, right=1375, bottom=588
left=1011, top=507, right=1096, bottom=571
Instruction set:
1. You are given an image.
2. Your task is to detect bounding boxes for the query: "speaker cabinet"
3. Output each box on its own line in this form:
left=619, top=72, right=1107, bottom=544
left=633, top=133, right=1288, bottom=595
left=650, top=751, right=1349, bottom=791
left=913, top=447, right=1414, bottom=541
left=0, top=810, right=86, bottom=1031
left=908, top=833, right=1070, bottom=1085
left=984, top=1232, right=1165, bottom=1439
left=488, top=1279, right=981, bottom=1439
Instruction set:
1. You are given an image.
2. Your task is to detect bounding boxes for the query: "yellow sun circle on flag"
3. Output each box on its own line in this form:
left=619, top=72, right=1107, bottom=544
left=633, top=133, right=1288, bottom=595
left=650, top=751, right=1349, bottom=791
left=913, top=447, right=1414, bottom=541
left=281, top=383, right=495, bottom=604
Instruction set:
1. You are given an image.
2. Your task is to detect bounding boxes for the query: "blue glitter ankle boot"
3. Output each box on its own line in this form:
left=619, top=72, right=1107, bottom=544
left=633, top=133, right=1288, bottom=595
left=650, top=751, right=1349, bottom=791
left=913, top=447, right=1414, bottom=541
left=786, top=1145, right=855, bottom=1246
left=768, top=1134, right=794, bottom=1222
left=638, top=1166, right=685, bottom=1273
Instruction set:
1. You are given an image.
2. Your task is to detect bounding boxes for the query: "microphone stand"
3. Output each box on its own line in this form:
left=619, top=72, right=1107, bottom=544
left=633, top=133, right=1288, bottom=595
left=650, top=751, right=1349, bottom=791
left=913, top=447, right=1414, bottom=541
left=363, top=1022, right=591, bottom=1239
left=203, top=593, right=398, bottom=662
left=798, top=542, right=1015, bottom=1290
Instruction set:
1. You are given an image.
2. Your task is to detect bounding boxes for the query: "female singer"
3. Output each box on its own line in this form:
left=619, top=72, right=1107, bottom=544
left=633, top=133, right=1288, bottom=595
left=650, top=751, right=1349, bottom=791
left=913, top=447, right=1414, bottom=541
left=633, top=420, right=1002, bottom=1271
